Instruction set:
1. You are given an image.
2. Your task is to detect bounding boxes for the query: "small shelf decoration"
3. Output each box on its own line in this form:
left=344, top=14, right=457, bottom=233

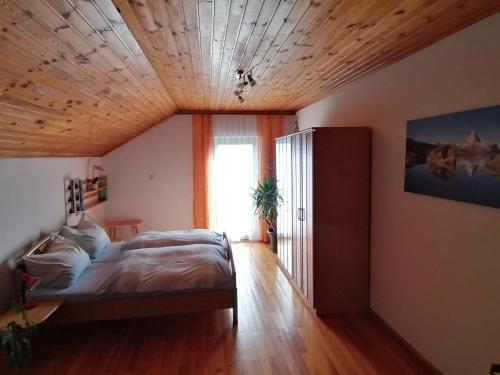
left=68, top=178, right=84, bottom=213
left=65, top=165, right=109, bottom=216
left=82, top=165, right=108, bottom=210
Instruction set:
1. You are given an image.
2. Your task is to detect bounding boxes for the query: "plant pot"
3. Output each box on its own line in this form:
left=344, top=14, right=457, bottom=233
left=267, top=229, right=277, bottom=253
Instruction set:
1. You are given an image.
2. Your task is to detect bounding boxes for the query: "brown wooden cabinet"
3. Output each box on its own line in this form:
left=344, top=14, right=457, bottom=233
left=276, top=127, right=371, bottom=314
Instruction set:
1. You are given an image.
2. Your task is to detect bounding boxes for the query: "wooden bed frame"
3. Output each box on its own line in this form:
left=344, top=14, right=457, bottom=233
left=18, top=232, right=238, bottom=326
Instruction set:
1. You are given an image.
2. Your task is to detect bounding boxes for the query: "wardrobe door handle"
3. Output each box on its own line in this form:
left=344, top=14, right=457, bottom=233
left=297, top=208, right=305, bottom=221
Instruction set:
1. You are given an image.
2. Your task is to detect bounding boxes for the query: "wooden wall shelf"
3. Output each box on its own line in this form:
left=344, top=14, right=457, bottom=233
left=82, top=175, right=108, bottom=211
left=65, top=176, right=108, bottom=215
left=83, top=187, right=108, bottom=199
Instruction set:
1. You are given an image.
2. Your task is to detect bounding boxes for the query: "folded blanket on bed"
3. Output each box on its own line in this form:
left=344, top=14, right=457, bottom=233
left=122, top=229, right=224, bottom=251
left=96, top=244, right=233, bottom=295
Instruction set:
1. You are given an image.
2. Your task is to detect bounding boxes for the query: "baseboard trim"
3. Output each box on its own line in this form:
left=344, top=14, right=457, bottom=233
left=369, top=309, right=442, bottom=375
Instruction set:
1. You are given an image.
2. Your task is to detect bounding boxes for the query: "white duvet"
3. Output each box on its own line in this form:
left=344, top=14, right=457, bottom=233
left=121, top=229, right=224, bottom=251
left=96, top=244, right=233, bottom=295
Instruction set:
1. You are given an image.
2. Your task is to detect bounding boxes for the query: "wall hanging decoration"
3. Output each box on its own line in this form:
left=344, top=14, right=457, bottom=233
left=405, top=104, right=500, bottom=208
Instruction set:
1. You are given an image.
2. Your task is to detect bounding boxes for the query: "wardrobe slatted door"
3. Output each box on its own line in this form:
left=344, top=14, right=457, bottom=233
left=304, top=131, right=314, bottom=305
left=292, top=135, right=302, bottom=289
left=285, top=137, right=293, bottom=276
left=294, top=131, right=313, bottom=304
left=276, top=127, right=371, bottom=315
left=276, top=137, right=293, bottom=277
left=277, top=138, right=285, bottom=271
left=277, top=139, right=283, bottom=262
left=300, top=134, right=308, bottom=298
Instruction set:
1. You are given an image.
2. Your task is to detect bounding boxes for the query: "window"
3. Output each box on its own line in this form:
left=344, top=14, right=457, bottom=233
left=211, top=116, right=259, bottom=240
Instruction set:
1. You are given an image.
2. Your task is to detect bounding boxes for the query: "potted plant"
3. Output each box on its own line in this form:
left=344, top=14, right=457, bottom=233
left=0, top=302, right=37, bottom=368
left=251, top=176, right=283, bottom=253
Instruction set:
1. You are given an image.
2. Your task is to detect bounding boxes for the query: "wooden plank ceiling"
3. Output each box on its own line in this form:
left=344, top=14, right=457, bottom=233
left=0, top=0, right=499, bottom=156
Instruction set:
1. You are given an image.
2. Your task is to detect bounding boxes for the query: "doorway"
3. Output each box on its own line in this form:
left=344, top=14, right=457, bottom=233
left=212, top=136, right=259, bottom=241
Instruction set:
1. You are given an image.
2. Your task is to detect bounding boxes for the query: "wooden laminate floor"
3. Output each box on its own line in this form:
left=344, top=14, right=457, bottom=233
left=0, top=242, right=432, bottom=374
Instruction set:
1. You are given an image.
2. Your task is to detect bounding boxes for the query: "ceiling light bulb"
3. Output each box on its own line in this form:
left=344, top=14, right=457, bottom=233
left=236, top=81, right=248, bottom=90
left=247, top=74, right=257, bottom=87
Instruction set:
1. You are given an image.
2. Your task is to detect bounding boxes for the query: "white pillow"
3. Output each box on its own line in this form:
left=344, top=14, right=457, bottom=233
left=45, top=234, right=81, bottom=253
left=23, top=238, right=90, bottom=289
left=61, top=215, right=110, bottom=259
left=77, top=214, right=100, bottom=230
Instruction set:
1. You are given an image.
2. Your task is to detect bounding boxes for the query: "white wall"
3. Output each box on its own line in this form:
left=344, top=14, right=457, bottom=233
left=0, top=157, right=104, bottom=313
left=298, top=13, right=500, bottom=375
left=103, top=115, right=194, bottom=238
left=102, top=114, right=297, bottom=240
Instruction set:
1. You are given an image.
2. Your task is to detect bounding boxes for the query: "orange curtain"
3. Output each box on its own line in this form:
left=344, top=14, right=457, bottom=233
left=257, top=115, right=285, bottom=242
left=192, top=114, right=213, bottom=229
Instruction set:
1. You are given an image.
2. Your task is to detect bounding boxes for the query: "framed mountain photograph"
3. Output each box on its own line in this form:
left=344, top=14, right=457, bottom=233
left=404, top=105, right=500, bottom=208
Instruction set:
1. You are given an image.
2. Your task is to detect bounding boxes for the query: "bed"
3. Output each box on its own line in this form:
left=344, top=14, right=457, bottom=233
left=20, top=230, right=237, bottom=326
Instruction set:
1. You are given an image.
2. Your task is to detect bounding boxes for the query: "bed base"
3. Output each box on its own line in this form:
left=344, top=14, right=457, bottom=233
left=49, top=289, right=237, bottom=325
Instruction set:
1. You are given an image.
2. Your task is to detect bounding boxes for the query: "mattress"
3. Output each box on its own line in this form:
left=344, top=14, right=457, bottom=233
left=27, top=262, right=121, bottom=302
left=27, top=243, right=234, bottom=303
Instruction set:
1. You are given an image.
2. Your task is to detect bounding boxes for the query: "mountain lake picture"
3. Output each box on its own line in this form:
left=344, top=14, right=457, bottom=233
left=405, top=105, right=500, bottom=208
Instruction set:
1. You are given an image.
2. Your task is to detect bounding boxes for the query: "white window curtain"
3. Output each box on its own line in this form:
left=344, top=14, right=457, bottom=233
left=211, top=115, right=259, bottom=241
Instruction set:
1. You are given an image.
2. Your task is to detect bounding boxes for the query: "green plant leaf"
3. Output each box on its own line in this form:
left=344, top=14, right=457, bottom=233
left=250, top=176, right=283, bottom=232
left=0, top=301, right=36, bottom=368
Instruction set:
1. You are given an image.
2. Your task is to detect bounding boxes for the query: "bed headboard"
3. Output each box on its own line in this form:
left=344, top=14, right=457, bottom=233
left=16, top=231, right=59, bottom=265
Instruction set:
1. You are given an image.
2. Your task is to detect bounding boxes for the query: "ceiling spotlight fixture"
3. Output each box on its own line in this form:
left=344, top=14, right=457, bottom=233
left=236, top=80, right=248, bottom=90
left=234, top=67, right=257, bottom=104
left=247, top=73, right=256, bottom=87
